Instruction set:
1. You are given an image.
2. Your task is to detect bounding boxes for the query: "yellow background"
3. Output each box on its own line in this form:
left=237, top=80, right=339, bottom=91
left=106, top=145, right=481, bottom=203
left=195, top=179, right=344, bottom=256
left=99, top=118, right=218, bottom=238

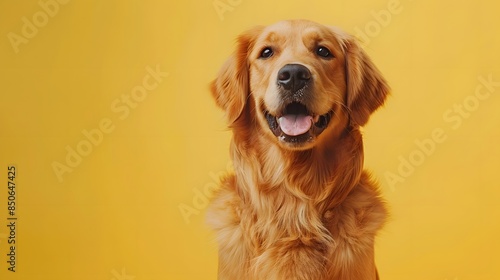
left=1, top=0, right=499, bottom=279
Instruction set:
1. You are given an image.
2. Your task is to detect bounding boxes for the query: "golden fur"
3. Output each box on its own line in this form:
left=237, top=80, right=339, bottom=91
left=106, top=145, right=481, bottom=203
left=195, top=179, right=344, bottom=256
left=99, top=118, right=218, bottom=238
left=207, top=19, right=390, bottom=280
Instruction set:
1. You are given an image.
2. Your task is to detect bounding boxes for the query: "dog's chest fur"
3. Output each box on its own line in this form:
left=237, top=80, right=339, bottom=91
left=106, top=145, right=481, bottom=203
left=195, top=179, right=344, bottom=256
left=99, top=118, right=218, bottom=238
left=207, top=157, right=387, bottom=280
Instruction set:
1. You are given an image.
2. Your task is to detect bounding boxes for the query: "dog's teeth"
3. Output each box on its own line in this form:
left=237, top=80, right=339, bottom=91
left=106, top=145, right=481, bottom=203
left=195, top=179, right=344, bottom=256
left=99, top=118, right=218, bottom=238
left=313, top=115, right=320, bottom=123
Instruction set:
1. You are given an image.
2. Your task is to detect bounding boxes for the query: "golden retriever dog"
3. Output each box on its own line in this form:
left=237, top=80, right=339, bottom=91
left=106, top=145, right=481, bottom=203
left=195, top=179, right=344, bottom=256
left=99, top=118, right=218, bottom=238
left=207, top=19, right=389, bottom=280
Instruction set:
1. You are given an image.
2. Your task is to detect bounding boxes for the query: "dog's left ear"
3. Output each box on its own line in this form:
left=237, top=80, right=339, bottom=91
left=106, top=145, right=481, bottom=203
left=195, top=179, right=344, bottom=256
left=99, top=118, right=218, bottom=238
left=344, top=37, right=390, bottom=127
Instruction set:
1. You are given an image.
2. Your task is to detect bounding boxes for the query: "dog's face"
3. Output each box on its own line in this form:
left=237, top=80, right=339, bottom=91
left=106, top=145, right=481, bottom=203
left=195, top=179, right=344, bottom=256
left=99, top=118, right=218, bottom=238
left=212, top=20, right=389, bottom=150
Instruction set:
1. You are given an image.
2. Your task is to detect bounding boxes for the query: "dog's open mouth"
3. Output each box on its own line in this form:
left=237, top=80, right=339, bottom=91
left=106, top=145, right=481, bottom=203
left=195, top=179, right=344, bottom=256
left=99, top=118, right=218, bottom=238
left=264, top=102, right=332, bottom=144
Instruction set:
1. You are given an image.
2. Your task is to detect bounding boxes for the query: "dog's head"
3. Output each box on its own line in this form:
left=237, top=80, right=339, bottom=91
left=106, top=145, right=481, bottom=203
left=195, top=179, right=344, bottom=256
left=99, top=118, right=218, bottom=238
left=212, top=20, right=389, bottom=150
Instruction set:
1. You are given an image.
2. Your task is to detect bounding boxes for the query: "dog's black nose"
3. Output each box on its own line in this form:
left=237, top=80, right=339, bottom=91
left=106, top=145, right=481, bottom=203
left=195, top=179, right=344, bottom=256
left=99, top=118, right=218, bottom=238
left=277, top=64, right=311, bottom=92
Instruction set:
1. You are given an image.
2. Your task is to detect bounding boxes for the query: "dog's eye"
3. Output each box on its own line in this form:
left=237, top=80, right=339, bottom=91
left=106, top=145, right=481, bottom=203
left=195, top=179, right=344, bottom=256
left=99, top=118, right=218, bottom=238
left=316, top=46, right=333, bottom=58
left=259, top=47, right=274, bottom=59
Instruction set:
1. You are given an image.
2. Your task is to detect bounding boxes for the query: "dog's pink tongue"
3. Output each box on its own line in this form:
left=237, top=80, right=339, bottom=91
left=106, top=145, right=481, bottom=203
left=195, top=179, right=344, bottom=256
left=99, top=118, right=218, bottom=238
left=278, top=114, right=313, bottom=136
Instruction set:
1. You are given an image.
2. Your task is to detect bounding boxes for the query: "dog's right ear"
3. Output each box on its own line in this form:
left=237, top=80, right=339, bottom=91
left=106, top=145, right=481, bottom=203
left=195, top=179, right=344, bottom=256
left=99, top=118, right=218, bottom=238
left=344, top=36, right=390, bottom=127
left=211, top=27, right=262, bottom=126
